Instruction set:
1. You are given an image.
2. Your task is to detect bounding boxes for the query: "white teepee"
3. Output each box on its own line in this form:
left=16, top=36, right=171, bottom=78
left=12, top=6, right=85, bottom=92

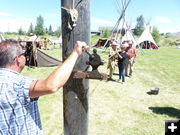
left=0, top=34, right=5, bottom=42
left=137, top=25, right=158, bottom=49
left=121, top=29, right=137, bottom=47
left=49, top=35, right=62, bottom=46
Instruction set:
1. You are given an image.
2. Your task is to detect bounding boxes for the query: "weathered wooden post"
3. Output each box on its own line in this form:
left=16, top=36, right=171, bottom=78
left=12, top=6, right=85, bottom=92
left=61, top=0, right=90, bottom=135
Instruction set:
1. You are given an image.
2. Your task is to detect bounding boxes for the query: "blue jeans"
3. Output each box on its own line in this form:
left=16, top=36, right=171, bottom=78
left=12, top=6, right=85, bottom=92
left=118, top=66, right=125, bottom=82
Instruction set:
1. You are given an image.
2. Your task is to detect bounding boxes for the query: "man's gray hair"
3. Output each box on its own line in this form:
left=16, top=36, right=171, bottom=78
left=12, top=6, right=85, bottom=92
left=0, top=41, right=22, bottom=67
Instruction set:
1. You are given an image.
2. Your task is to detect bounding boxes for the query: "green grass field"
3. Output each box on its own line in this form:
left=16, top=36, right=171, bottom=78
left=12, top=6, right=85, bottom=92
left=21, top=46, right=180, bottom=135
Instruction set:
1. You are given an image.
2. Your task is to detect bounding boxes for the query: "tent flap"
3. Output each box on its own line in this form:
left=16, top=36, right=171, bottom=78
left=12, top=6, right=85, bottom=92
left=36, top=49, right=62, bottom=67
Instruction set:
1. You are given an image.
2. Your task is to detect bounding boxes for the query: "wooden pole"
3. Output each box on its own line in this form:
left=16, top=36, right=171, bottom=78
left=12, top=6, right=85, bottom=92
left=61, top=0, right=90, bottom=135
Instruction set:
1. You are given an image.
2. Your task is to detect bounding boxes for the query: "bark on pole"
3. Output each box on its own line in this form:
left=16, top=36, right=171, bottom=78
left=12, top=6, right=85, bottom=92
left=61, top=0, right=90, bottom=135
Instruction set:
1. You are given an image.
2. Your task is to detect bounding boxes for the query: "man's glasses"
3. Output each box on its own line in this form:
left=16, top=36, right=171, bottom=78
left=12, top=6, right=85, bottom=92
left=13, top=52, right=25, bottom=61
left=18, top=52, right=25, bottom=57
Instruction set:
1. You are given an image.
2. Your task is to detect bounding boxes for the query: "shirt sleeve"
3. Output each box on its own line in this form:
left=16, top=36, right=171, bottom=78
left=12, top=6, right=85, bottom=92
left=123, top=53, right=128, bottom=59
left=21, top=76, right=37, bottom=104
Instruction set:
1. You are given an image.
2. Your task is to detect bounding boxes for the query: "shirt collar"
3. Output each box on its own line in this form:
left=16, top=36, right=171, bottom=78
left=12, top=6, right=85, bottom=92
left=0, top=68, right=20, bottom=75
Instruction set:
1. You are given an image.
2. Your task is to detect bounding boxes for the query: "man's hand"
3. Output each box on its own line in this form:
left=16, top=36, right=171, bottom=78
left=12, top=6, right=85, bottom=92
left=29, top=41, right=89, bottom=98
left=73, top=41, right=89, bottom=57
left=115, top=50, right=119, bottom=54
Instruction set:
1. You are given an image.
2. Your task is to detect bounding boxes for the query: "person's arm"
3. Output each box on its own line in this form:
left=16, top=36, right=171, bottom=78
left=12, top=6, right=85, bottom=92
left=134, top=48, right=138, bottom=58
left=29, top=41, right=88, bottom=98
left=115, top=50, right=123, bottom=59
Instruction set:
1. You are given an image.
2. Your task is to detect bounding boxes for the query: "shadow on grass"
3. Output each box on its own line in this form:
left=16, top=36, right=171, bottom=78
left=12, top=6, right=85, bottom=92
left=149, top=107, right=180, bottom=119
left=106, top=78, right=116, bottom=82
left=113, top=73, right=119, bottom=76
left=147, top=91, right=159, bottom=95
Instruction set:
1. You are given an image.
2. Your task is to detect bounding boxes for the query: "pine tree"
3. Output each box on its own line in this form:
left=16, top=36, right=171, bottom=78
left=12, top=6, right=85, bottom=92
left=34, top=15, right=44, bottom=35
left=48, top=25, right=53, bottom=35
left=102, top=28, right=110, bottom=38
left=28, top=23, right=34, bottom=35
left=134, top=15, right=145, bottom=36
left=152, top=27, right=160, bottom=43
left=18, top=27, right=25, bottom=35
left=54, top=26, right=61, bottom=37
left=45, top=27, right=48, bottom=34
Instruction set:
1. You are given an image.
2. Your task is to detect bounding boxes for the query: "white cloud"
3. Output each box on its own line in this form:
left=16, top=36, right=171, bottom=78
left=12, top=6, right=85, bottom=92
left=152, top=17, right=179, bottom=33
left=91, top=18, right=114, bottom=25
left=159, top=25, right=180, bottom=33
left=91, top=17, right=115, bottom=30
left=131, top=22, right=136, bottom=28
left=17, top=17, right=33, bottom=22
left=0, top=13, right=61, bottom=32
left=0, top=17, right=34, bottom=32
left=155, top=17, right=171, bottom=23
left=45, top=13, right=60, bottom=18
left=0, top=12, right=13, bottom=17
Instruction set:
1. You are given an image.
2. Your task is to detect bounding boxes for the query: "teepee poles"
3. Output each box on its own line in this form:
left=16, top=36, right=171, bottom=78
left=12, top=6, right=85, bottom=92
left=103, top=0, right=131, bottom=49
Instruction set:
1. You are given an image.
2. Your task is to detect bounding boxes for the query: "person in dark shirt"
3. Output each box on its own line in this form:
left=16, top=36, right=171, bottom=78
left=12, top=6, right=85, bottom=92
left=116, top=45, right=128, bottom=83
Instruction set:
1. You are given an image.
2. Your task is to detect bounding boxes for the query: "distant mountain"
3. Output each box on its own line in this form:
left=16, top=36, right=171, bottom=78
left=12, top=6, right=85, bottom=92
left=169, top=32, right=180, bottom=38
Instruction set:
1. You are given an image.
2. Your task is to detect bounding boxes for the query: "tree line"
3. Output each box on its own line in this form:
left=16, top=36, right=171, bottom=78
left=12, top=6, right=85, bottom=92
left=16, top=15, right=61, bottom=37
left=6, top=14, right=160, bottom=44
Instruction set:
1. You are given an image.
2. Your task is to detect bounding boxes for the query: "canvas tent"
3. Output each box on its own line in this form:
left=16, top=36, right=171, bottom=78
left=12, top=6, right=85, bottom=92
left=21, top=41, right=62, bottom=67
left=121, top=29, right=137, bottom=47
left=93, top=38, right=111, bottom=48
left=177, top=45, right=180, bottom=49
left=137, top=25, right=158, bottom=49
left=36, top=48, right=62, bottom=67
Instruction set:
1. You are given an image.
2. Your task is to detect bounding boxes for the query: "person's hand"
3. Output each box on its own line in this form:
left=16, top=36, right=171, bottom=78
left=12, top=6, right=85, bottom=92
left=115, top=50, right=119, bottom=54
left=74, top=41, right=89, bottom=56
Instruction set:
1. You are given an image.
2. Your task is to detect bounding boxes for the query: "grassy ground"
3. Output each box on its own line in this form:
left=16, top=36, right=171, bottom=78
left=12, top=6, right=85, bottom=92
left=21, top=46, right=180, bottom=135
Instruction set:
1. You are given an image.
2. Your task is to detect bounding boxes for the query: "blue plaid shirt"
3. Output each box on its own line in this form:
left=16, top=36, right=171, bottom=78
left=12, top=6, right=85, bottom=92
left=0, top=68, right=43, bottom=135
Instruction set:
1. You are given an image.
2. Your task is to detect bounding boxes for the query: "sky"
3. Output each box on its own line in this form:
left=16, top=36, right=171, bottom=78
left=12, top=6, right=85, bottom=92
left=0, top=0, right=180, bottom=33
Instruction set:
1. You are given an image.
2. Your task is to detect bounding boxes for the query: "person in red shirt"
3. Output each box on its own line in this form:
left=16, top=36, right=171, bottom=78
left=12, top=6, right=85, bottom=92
left=125, top=40, right=137, bottom=77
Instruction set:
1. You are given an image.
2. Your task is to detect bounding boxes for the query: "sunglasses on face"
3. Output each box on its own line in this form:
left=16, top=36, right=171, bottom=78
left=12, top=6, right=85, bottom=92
left=18, top=52, right=25, bottom=57
left=13, top=52, right=25, bottom=61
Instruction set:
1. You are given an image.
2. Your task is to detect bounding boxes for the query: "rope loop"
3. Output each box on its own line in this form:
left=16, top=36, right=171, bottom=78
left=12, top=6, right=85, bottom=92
left=61, top=7, right=78, bottom=30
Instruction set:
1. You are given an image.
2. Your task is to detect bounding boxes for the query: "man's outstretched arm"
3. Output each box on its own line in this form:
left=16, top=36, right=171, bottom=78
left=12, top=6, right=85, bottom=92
left=29, top=41, right=88, bottom=98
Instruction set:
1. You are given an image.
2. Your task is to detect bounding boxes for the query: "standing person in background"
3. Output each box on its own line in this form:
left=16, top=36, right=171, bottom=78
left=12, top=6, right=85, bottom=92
left=28, top=33, right=38, bottom=42
left=43, top=38, right=48, bottom=50
left=107, top=41, right=119, bottom=81
left=116, top=45, right=128, bottom=83
left=0, top=40, right=88, bottom=135
left=125, top=40, right=137, bottom=77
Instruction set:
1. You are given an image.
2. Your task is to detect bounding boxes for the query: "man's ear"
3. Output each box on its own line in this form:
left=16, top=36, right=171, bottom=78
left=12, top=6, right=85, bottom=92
left=14, top=56, right=20, bottom=66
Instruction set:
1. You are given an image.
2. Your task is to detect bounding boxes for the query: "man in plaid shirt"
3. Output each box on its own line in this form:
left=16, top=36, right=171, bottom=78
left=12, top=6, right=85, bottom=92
left=0, top=40, right=88, bottom=134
